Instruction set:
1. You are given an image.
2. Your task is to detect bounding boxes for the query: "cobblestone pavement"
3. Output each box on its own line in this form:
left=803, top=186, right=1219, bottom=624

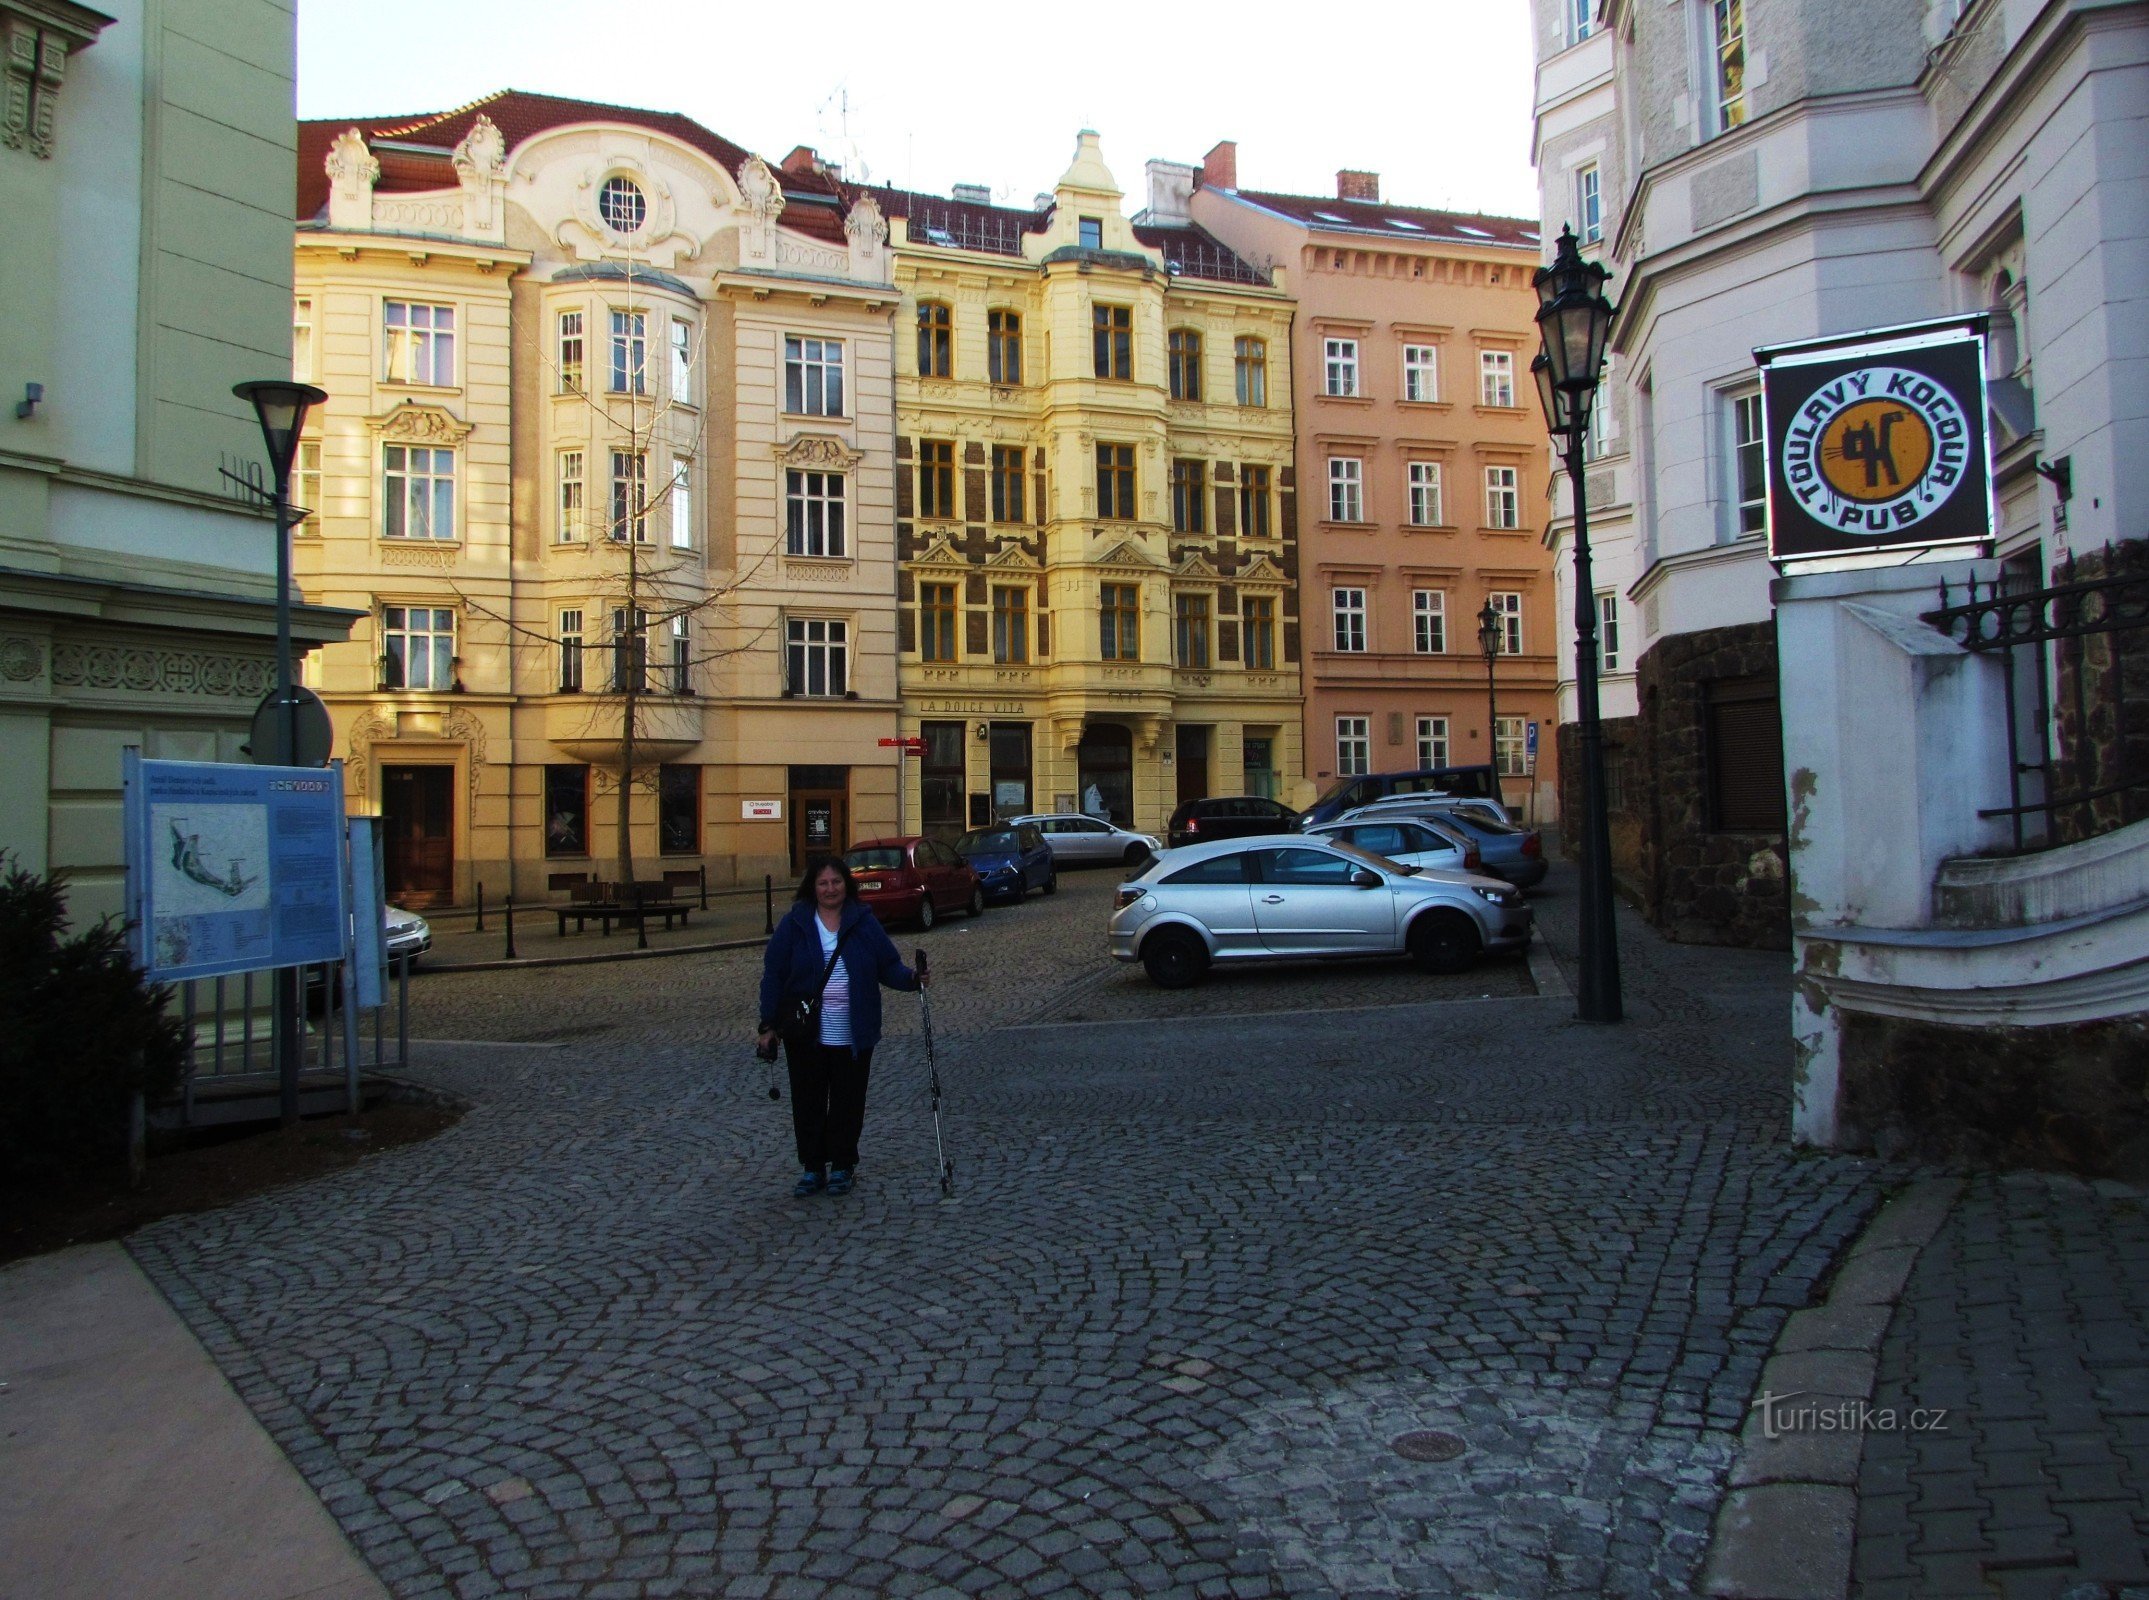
left=1854, top=1171, right=2149, bottom=1600
left=128, top=865, right=1897, bottom=1599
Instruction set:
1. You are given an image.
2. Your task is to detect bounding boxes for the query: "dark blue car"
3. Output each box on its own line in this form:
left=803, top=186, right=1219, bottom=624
left=955, top=823, right=1057, bottom=903
left=1301, top=764, right=1502, bottom=828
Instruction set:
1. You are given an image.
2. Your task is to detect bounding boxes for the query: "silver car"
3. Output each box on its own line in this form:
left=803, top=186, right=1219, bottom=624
left=1346, top=790, right=1516, bottom=826
left=1011, top=812, right=1163, bottom=869
left=1303, top=814, right=1481, bottom=876
left=1108, top=835, right=1531, bottom=988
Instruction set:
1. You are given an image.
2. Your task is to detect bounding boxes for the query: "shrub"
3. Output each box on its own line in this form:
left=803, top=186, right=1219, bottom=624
left=0, top=859, right=188, bottom=1183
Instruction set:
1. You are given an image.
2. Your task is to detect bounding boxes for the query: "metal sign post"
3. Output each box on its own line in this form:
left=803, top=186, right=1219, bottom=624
left=879, top=735, right=926, bottom=837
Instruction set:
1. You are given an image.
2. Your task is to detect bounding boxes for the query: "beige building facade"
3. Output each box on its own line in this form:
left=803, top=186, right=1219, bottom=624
left=293, top=93, right=902, bottom=906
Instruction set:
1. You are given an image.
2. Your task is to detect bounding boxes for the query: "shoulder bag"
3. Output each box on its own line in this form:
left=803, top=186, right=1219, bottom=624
left=777, top=916, right=860, bottom=1047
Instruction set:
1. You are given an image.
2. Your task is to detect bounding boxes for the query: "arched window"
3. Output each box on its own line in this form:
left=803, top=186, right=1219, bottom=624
left=1168, top=328, right=1203, bottom=401
left=1234, top=337, right=1268, bottom=407
left=917, top=301, right=952, bottom=378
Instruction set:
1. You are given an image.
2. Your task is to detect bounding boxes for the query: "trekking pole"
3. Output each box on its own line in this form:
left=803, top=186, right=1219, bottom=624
left=915, top=948, right=953, bottom=1197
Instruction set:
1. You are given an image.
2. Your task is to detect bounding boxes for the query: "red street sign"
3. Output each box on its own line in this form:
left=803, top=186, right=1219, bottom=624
left=877, top=737, right=926, bottom=752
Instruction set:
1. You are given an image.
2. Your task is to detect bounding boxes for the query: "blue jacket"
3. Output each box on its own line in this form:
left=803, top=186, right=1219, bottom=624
left=758, top=899, right=919, bottom=1052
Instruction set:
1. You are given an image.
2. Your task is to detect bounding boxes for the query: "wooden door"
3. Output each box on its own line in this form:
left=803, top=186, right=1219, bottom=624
left=1176, top=725, right=1210, bottom=807
left=790, top=789, right=848, bottom=869
left=382, top=764, right=455, bottom=907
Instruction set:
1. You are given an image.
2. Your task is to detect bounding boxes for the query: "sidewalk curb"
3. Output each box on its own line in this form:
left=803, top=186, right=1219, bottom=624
left=424, top=935, right=765, bottom=974
left=1699, top=1174, right=1965, bottom=1600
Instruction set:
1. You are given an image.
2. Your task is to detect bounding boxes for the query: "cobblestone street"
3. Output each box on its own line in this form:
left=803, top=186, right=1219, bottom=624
left=126, top=867, right=1896, bottom=1598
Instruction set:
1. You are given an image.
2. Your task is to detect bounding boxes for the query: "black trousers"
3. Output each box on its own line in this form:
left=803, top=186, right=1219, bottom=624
left=784, top=1038, right=874, bottom=1172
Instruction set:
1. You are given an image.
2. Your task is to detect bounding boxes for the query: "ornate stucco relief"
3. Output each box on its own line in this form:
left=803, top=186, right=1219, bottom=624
left=49, top=643, right=273, bottom=698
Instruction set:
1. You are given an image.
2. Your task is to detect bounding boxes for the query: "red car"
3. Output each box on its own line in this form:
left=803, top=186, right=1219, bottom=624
left=844, top=836, right=985, bottom=929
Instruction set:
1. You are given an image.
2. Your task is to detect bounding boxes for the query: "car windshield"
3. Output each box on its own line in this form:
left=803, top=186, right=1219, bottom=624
left=845, top=847, right=907, bottom=870
left=1322, top=839, right=1399, bottom=875
left=956, top=829, right=1018, bottom=854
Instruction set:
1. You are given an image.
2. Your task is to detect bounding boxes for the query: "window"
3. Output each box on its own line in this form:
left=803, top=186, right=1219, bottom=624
left=384, top=301, right=454, bottom=385
left=990, top=445, right=1025, bottom=523
left=1598, top=592, right=1622, bottom=672
left=610, top=451, right=647, bottom=542
left=1168, top=329, right=1203, bottom=400
left=671, top=317, right=695, bottom=403
left=545, top=765, right=589, bottom=857
left=610, top=309, right=647, bottom=394
left=787, top=470, right=846, bottom=556
left=1570, top=0, right=1594, bottom=42
left=383, top=444, right=454, bottom=540
left=1403, top=344, right=1439, bottom=402
left=1324, top=337, right=1359, bottom=397
left=785, top=617, right=849, bottom=696
left=668, top=616, right=692, bottom=694
left=558, top=310, right=584, bottom=392
left=558, top=609, right=584, bottom=692
left=1488, top=590, right=1523, bottom=655
left=1584, top=391, right=1610, bottom=461
left=992, top=586, right=1028, bottom=664
left=1242, top=595, right=1275, bottom=669
left=917, top=439, right=955, bottom=519
left=1578, top=165, right=1603, bottom=245
left=1332, top=587, right=1367, bottom=653
left=669, top=458, right=693, bottom=548
left=1336, top=716, right=1371, bottom=777
left=380, top=605, right=454, bottom=690
left=988, top=309, right=1022, bottom=384
left=1100, top=583, right=1139, bottom=661
left=610, top=607, right=649, bottom=691
left=292, top=298, right=315, bottom=382
left=1235, top=337, right=1268, bottom=407
left=1266, top=846, right=1362, bottom=886
left=295, top=440, right=321, bottom=536
left=1171, top=459, right=1206, bottom=534
left=920, top=583, right=958, bottom=663
left=1093, top=305, right=1132, bottom=380
left=785, top=336, right=845, bottom=416
left=1485, top=466, right=1520, bottom=529
left=1495, top=716, right=1527, bottom=778
left=1239, top=465, right=1272, bottom=539
left=1174, top=593, right=1210, bottom=669
left=1706, top=676, right=1786, bottom=831
left=1413, top=590, right=1446, bottom=653
left=1163, top=854, right=1251, bottom=886
left=557, top=450, right=584, bottom=541
left=659, top=765, right=699, bottom=854
left=1480, top=349, right=1515, bottom=407
left=1711, top=0, right=1748, bottom=132
left=1078, top=215, right=1103, bottom=250
left=917, top=301, right=952, bottom=378
left=1733, top=391, right=1767, bottom=536
left=598, top=175, right=647, bottom=233
left=1416, top=715, right=1450, bottom=769
left=1408, top=461, right=1444, bottom=526
left=1328, top=457, right=1364, bottom=523
left=1096, top=443, right=1136, bottom=519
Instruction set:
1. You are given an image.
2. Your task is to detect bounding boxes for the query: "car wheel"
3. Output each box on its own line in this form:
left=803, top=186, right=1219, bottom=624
left=1122, top=843, right=1149, bottom=868
left=1042, top=872, right=1057, bottom=896
left=916, top=895, right=936, bottom=931
left=1141, top=927, right=1210, bottom=989
left=1408, top=910, right=1481, bottom=975
left=966, top=885, right=986, bottom=918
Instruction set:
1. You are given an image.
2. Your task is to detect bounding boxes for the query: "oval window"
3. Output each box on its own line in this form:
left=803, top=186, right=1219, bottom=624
left=599, top=176, right=647, bottom=234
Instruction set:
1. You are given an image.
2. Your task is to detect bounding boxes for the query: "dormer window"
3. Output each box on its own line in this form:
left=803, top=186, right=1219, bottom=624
left=1079, top=216, right=1103, bottom=250
left=599, top=176, right=647, bottom=234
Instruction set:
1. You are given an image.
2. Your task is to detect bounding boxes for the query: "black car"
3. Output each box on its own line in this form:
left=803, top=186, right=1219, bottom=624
left=1165, top=795, right=1301, bottom=850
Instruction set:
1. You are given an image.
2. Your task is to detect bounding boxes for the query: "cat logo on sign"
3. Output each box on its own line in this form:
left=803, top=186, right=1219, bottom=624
left=1757, top=318, right=1994, bottom=565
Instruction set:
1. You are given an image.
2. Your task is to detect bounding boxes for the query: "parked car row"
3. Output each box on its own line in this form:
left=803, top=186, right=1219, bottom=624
left=844, top=813, right=1165, bottom=928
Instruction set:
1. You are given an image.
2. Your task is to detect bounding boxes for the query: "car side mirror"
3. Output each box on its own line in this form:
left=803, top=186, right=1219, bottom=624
left=1351, top=868, right=1382, bottom=889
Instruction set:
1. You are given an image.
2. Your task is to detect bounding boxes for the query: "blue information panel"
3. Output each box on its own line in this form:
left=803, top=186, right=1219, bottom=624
left=125, top=756, right=349, bottom=981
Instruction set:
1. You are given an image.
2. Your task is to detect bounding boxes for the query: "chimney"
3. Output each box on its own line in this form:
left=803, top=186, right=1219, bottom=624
left=781, top=145, right=821, bottom=176
left=1200, top=139, right=1238, bottom=193
left=1145, top=159, right=1196, bottom=223
left=951, top=183, right=992, bottom=204
left=1337, top=169, right=1381, bottom=203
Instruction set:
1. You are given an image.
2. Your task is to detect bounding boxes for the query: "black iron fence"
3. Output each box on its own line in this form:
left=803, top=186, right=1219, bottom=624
left=1923, top=546, right=2149, bottom=853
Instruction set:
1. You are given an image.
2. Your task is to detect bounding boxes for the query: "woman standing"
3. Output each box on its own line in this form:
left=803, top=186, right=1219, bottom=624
left=757, top=855, right=925, bottom=1197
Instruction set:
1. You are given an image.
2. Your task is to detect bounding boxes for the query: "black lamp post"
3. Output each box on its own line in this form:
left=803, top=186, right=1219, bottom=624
left=232, top=378, right=328, bottom=1125
left=1477, top=596, right=1502, bottom=797
left=1533, top=226, right=1623, bottom=1023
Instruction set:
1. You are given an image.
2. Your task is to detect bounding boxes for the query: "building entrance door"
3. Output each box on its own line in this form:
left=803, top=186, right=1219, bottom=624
left=1243, top=735, right=1277, bottom=800
left=920, top=721, right=966, bottom=840
left=989, top=722, right=1032, bottom=818
left=1176, top=725, right=1210, bottom=807
left=1076, top=722, right=1133, bottom=828
left=788, top=764, right=849, bottom=869
left=382, top=764, right=455, bottom=907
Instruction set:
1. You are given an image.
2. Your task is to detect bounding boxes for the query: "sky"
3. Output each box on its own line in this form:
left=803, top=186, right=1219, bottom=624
left=296, top=0, right=1542, bottom=221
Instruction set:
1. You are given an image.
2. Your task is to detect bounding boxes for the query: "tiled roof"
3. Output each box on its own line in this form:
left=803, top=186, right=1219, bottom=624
left=843, top=185, right=1049, bottom=259
left=1232, top=189, right=1540, bottom=251
left=1130, top=222, right=1271, bottom=286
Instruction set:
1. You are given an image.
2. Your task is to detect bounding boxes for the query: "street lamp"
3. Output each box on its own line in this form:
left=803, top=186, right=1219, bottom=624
left=232, top=378, right=328, bottom=1125
left=1477, top=596, right=1502, bottom=798
left=1532, top=225, right=1623, bottom=1023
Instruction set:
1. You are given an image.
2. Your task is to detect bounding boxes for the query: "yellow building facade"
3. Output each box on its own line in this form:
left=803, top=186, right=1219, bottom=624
left=292, top=94, right=903, bottom=905
left=884, top=135, right=1303, bottom=838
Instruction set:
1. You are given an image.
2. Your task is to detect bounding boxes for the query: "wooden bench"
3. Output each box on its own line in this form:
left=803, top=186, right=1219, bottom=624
left=554, top=880, right=691, bottom=937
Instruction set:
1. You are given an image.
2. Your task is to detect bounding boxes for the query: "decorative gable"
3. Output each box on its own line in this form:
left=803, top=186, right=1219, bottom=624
left=365, top=401, right=474, bottom=445
left=1092, top=537, right=1156, bottom=571
left=1237, top=555, right=1286, bottom=586
left=911, top=533, right=968, bottom=570
left=984, top=542, right=1041, bottom=572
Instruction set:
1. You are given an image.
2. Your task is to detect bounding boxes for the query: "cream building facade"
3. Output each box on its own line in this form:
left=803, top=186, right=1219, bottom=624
left=293, top=93, right=901, bottom=906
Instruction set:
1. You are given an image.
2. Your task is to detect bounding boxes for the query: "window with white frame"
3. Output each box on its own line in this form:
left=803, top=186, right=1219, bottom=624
left=785, top=617, right=848, bottom=697
left=1323, top=337, right=1359, bottom=397
left=381, top=605, right=454, bottom=690
left=557, top=450, right=584, bottom=541
left=1598, top=592, right=1622, bottom=672
left=1332, top=587, right=1367, bottom=653
left=1578, top=165, right=1603, bottom=245
left=1479, top=349, right=1515, bottom=407
left=292, top=298, right=315, bottom=382
left=1584, top=390, right=1610, bottom=461
left=1570, top=0, right=1594, bottom=42
left=1416, top=715, right=1450, bottom=769
left=1733, top=391, right=1767, bottom=536
left=1710, top=0, right=1748, bottom=132
left=786, top=470, right=846, bottom=557
left=1413, top=589, right=1446, bottom=653
left=1484, top=465, right=1520, bottom=529
left=558, top=310, right=584, bottom=392
left=383, top=301, right=454, bottom=386
left=1408, top=461, right=1444, bottom=526
left=1488, top=590, right=1523, bottom=655
left=295, top=440, right=321, bottom=535
left=383, top=444, right=454, bottom=539
left=599, top=176, right=647, bottom=233
left=785, top=336, right=844, bottom=416
left=609, top=309, right=647, bottom=394
left=610, top=450, right=647, bottom=542
left=1336, top=716, right=1372, bottom=777
left=610, top=607, right=650, bottom=692
left=1328, top=457, right=1364, bottom=522
left=669, top=615, right=692, bottom=694
left=1403, top=344, right=1439, bottom=402
left=558, top=608, right=584, bottom=692
left=1495, top=715, right=1528, bottom=777
left=669, top=458, right=693, bottom=548
left=670, top=317, right=695, bottom=404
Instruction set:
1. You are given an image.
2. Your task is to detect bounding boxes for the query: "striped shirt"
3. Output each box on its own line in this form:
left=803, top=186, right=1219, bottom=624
left=816, top=917, right=853, bottom=1047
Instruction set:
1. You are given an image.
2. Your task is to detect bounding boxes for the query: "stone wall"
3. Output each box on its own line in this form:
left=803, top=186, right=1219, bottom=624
left=1556, top=715, right=1647, bottom=904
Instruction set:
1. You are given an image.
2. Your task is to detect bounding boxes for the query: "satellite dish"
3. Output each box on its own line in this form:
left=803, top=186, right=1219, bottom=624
left=246, top=686, right=334, bottom=767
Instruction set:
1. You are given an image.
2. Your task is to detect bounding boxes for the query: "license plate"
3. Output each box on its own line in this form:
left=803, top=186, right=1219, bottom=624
left=859, top=880, right=883, bottom=891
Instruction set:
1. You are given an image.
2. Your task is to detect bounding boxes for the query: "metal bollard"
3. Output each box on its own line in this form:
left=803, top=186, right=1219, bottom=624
left=698, top=863, right=708, bottom=910
left=504, top=893, right=518, bottom=960
left=764, top=873, right=774, bottom=934
left=475, top=880, right=485, bottom=932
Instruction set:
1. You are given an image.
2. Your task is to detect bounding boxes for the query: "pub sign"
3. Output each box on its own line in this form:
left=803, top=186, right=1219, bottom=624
left=1756, top=317, right=1994, bottom=564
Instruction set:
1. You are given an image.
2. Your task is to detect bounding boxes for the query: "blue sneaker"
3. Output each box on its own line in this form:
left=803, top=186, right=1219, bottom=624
left=793, top=1169, right=826, bottom=1198
left=826, top=1169, right=854, bottom=1196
